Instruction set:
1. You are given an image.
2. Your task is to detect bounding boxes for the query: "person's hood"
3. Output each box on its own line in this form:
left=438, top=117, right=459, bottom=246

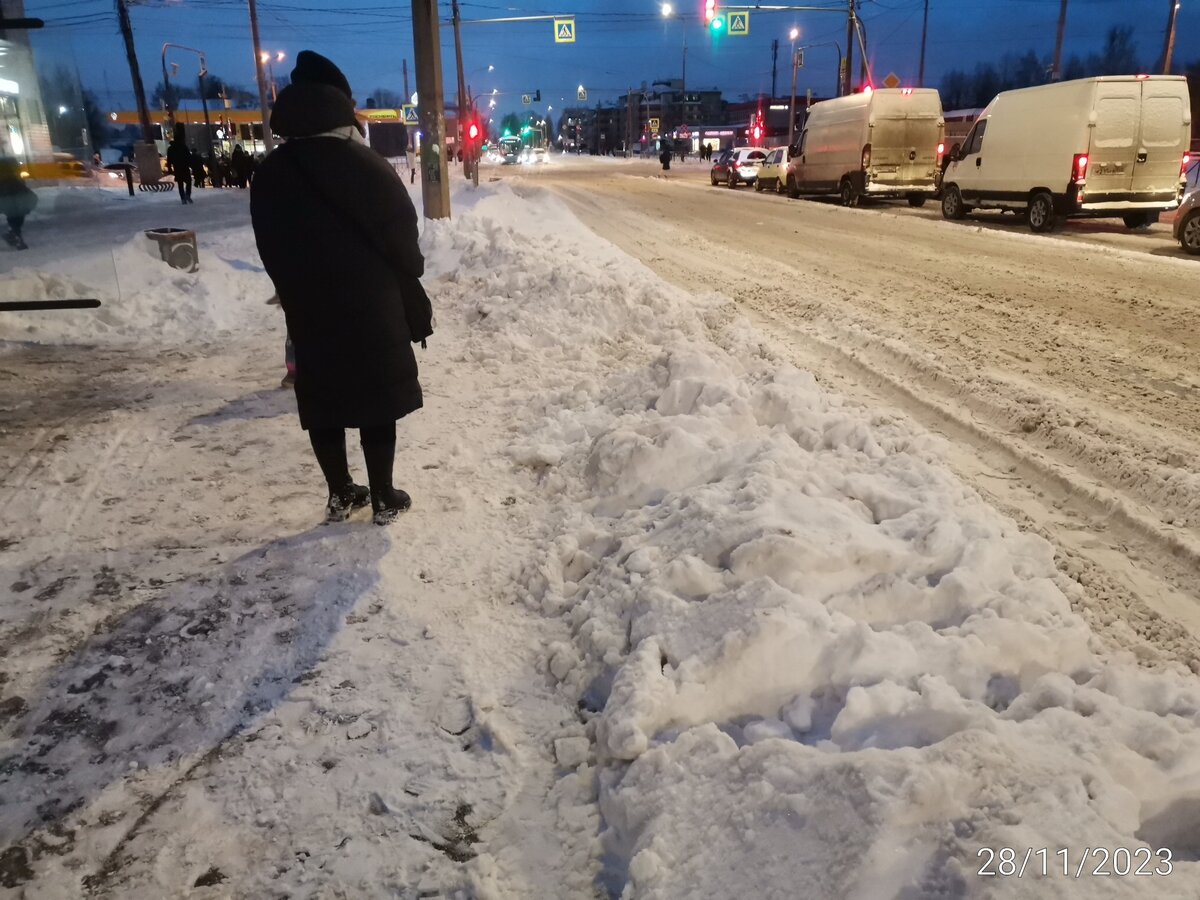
left=270, top=82, right=361, bottom=139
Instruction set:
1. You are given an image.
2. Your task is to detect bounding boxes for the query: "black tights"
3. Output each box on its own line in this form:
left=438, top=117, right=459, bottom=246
left=308, top=424, right=396, bottom=494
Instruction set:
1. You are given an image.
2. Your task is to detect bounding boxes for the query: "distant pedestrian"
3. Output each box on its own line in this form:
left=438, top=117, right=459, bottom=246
left=231, top=145, right=249, bottom=188
left=0, top=153, right=37, bottom=250
left=167, top=125, right=193, bottom=204
left=191, top=152, right=207, bottom=188
left=251, top=49, right=433, bottom=526
left=659, top=143, right=672, bottom=175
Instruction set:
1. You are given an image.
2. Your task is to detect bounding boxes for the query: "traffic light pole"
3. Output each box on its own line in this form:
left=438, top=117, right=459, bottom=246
left=412, top=0, right=451, bottom=219
left=452, top=0, right=471, bottom=182
left=115, top=0, right=154, bottom=144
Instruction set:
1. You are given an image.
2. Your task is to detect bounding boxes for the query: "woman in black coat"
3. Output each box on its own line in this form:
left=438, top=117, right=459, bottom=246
left=250, top=50, right=433, bottom=525
left=0, top=155, right=37, bottom=250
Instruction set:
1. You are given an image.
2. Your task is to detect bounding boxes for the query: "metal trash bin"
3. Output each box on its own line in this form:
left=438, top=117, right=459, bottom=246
left=144, top=227, right=199, bottom=273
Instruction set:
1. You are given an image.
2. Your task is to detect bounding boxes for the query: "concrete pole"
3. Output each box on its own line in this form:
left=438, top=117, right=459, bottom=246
left=412, top=0, right=451, bottom=218
left=1051, top=0, right=1068, bottom=81
left=116, top=0, right=153, bottom=143
left=1161, top=0, right=1180, bottom=74
left=844, top=0, right=855, bottom=95
left=918, top=0, right=929, bottom=88
left=246, top=0, right=275, bottom=151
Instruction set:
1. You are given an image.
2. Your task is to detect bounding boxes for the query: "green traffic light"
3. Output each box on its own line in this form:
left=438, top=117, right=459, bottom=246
left=711, top=15, right=723, bottom=30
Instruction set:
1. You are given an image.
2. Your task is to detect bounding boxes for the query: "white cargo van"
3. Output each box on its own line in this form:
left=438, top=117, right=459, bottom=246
left=940, top=75, right=1192, bottom=232
left=786, top=87, right=945, bottom=207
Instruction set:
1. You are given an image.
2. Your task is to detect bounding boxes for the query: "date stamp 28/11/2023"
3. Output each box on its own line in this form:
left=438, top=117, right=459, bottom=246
left=977, top=847, right=1174, bottom=878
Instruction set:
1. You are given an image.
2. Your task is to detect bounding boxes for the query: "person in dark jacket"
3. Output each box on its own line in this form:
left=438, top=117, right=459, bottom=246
left=231, top=145, right=250, bottom=188
left=191, top=151, right=207, bottom=188
left=166, top=125, right=193, bottom=204
left=0, top=155, right=37, bottom=250
left=251, top=50, right=433, bottom=526
left=659, top=142, right=672, bottom=174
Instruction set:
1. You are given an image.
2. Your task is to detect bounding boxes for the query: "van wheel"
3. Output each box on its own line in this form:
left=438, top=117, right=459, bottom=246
left=1027, top=192, right=1056, bottom=233
left=907, top=193, right=927, bottom=208
left=754, top=178, right=763, bottom=192
left=1181, top=210, right=1200, bottom=255
left=839, top=179, right=859, bottom=207
left=1122, top=212, right=1157, bottom=230
left=710, top=173, right=719, bottom=186
left=787, top=175, right=799, bottom=199
left=941, top=185, right=966, bottom=220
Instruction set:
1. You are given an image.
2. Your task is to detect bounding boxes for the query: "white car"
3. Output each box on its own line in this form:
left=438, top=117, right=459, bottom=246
left=754, top=147, right=789, bottom=194
left=711, top=147, right=767, bottom=189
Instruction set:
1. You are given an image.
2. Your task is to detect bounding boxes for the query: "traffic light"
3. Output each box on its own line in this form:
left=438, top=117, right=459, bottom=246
left=705, top=0, right=722, bottom=30
left=467, top=120, right=480, bottom=142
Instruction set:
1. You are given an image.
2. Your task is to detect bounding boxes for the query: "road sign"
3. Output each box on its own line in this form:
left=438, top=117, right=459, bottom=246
left=728, top=11, right=749, bottom=36
left=648, top=117, right=660, bottom=134
left=402, top=104, right=419, bottom=125
left=554, top=17, right=576, bottom=43
left=883, top=72, right=902, bottom=89
left=577, top=86, right=588, bottom=102
left=522, top=94, right=532, bottom=106
left=795, top=49, right=804, bottom=69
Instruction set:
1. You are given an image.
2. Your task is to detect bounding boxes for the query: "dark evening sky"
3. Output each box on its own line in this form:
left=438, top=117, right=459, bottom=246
left=26, top=0, right=1200, bottom=117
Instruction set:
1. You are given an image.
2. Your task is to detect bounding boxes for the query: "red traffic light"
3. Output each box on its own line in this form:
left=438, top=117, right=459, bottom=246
left=704, top=0, right=716, bottom=23
left=468, top=121, right=481, bottom=141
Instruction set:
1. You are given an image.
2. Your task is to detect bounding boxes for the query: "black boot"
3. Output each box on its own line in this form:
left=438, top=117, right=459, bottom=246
left=327, top=483, right=371, bottom=522
left=361, top=423, right=410, bottom=525
left=310, top=427, right=369, bottom=522
left=370, top=486, right=411, bottom=525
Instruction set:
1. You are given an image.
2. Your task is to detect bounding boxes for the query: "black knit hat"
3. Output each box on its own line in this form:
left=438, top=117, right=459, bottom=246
left=290, top=50, right=353, bottom=101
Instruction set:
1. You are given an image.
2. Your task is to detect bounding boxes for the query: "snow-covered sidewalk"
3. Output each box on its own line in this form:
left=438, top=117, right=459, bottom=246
left=3, top=175, right=1200, bottom=898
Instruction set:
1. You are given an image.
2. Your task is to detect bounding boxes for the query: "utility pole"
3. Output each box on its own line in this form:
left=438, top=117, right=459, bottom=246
left=246, top=0, right=275, bottom=151
left=1161, top=0, right=1180, bottom=74
left=452, top=0, right=469, bottom=179
left=788, top=46, right=800, bottom=152
left=1051, top=0, right=1068, bottom=81
left=403, top=58, right=410, bottom=103
left=844, top=0, right=856, bottom=95
left=115, top=0, right=153, bottom=143
left=771, top=38, right=779, bottom=98
left=626, top=85, right=633, bottom=157
left=918, top=0, right=929, bottom=88
left=412, top=0, right=450, bottom=218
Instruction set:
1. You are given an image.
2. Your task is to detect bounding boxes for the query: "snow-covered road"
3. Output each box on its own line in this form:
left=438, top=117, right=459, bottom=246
left=4, top=161, right=1200, bottom=898
left=537, top=159, right=1200, bottom=670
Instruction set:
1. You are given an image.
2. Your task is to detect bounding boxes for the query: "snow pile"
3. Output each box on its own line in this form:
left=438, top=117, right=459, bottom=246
left=425, top=184, right=1200, bottom=896
left=0, top=228, right=275, bottom=344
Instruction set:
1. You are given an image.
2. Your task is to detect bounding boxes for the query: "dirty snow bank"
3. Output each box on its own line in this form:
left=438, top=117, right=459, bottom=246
left=433, top=184, right=1200, bottom=897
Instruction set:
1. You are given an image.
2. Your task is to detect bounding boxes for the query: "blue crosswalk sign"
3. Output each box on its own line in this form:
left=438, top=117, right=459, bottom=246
left=554, top=17, right=576, bottom=43
left=728, top=11, right=749, bottom=35
left=403, top=105, right=419, bottom=125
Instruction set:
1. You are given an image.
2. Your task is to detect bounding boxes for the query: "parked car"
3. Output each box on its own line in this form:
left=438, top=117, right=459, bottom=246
left=710, top=147, right=767, bottom=188
left=941, top=75, right=1193, bottom=233
left=754, top=147, right=789, bottom=194
left=1175, top=172, right=1199, bottom=254
left=786, top=87, right=944, bottom=207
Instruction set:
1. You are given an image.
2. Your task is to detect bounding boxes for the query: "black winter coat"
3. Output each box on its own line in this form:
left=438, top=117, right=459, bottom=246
left=167, top=141, right=192, bottom=179
left=251, top=83, right=432, bottom=430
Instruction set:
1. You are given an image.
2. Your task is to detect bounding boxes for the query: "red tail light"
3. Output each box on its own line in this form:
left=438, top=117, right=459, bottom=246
left=1183, top=153, right=1193, bottom=176
left=937, top=141, right=945, bottom=158
left=861, top=144, right=872, bottom=169
left=1072, top=153, right=1088, bottom=183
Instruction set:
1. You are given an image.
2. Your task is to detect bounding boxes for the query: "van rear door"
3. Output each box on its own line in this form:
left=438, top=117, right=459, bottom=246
left=1087, top=80, right=1141, bottom=201
left=1132, top=79, right=1189, bottom=201
left=867, top=92, right=943, bottom=187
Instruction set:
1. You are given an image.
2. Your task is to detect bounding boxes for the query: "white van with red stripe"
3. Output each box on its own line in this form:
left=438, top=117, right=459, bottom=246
left=940, top=75, right=1192, bottom=233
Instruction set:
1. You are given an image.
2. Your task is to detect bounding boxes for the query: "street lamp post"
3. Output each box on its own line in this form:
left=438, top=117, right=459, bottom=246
left=259, top=51, right=285, bottom=102
left=788, top=27, right=800, bottom=153
left=162, top=44, right=214, bottom=159
left=1162, top=0, right=1181, bottom=74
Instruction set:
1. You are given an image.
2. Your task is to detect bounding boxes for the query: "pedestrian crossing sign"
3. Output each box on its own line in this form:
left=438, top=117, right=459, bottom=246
left=554, top=17, right=576, bottom=43
left=402, top=104, right=419, bottom=125
left=728, top=11, right=749, bottom=36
